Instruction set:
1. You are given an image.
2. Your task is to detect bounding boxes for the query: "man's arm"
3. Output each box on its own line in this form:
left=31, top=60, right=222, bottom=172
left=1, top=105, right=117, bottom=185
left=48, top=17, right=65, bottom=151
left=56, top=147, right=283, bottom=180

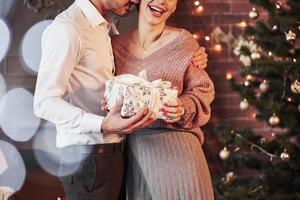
left=33, top=22, right=103, bottom=134
left=101, top=96, right=156, bottom=134
left=34, top=22, right=155, bottom=135
left=192, top=47, right=208, bottom=69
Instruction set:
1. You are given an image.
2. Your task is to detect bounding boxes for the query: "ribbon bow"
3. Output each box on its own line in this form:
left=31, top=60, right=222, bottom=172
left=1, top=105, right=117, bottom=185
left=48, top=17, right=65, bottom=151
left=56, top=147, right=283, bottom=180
left=114, top=70, right=172, bottom=89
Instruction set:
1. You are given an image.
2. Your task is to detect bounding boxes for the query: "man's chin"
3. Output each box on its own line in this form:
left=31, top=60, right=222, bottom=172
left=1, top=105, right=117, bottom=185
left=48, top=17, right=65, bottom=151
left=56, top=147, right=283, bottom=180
left=113, top=5, right=137, bottom=16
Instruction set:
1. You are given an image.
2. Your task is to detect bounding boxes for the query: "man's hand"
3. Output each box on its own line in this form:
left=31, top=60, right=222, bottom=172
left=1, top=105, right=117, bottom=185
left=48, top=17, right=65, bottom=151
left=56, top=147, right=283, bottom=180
left=192, top=47, right=208, bottom=69
left=101, top=96, right=156, bottom=135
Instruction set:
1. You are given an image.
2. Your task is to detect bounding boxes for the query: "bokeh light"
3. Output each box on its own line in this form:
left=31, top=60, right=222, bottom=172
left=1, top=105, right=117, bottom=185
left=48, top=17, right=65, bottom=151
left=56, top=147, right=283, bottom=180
left=0, top=88, right=41, bottom=141
left=0, top=19, right=11, bottom=62
left=0, top=140, right=26, bottom=191
left=33, top=122, right=90, bottom=177
left=0, top=74, right=6, bottom=101
left=0, top=0, right=15, bottom=18
left=0, top=147, right=8, bottom=174
left=20, top=20, right=53, bottom=74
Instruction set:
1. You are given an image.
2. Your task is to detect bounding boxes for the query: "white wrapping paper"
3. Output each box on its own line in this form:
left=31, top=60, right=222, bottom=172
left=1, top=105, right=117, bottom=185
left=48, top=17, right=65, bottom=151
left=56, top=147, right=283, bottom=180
left=104, top=71, right=178, bottom=119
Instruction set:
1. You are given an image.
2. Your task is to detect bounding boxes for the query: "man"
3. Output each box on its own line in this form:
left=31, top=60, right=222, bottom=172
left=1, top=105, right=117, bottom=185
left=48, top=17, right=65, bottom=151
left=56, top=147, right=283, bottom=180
left=34, top=0, right=208, bottom=199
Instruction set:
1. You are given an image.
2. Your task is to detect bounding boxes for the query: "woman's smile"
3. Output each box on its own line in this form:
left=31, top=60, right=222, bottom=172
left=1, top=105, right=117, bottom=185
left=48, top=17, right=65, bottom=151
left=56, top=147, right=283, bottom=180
left=148, top=4, right=167, bottom=17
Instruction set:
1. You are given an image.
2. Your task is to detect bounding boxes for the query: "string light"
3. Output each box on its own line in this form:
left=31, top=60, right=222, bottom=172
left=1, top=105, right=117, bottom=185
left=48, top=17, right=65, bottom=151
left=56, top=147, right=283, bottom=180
left=194, top=0, right=200, bottom=6
left=226, top=72, right=233, bottom=80
left=196, top=5, right=204, bottom=13
left=246, top=75, right=252, bottom=80
left=236, top=21, right=247, bottom=29
left=205, top=35, right=210, bottom=41
left=271, top=132, right=275, bottom=137
left=192, top=33, right=200, bottom=40
left=213, top=44, right=222, bottom=52
left=230, top=130, right=277, bottom=160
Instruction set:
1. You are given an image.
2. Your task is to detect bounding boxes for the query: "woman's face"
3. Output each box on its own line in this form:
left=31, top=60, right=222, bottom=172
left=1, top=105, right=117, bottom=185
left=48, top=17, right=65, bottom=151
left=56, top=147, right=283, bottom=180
left=139, top=0, right=177, bottom=26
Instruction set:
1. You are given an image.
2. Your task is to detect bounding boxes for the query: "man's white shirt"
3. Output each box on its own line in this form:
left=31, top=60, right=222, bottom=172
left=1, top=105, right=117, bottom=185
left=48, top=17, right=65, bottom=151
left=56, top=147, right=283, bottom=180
left=34, top=0, right=123, bottom=148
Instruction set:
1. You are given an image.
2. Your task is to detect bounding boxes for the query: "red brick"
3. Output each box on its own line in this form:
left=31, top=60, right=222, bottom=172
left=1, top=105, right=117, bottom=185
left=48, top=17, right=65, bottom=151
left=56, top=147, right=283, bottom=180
left=203, top=2, right=231, bottom=14
left=214, top=14, right=249, bottom=25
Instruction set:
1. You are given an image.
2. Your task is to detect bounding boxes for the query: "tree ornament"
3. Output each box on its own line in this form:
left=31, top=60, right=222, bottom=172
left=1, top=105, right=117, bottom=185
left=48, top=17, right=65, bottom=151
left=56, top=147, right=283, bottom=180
left=251, top=52, right=261, bottom=60
left=291, top=80, right=300, bottom=94
left=259, top=137, right=266, bottom=144
left=219, top=147, right=230, bottom=160
left=280, top=149, right=290, bottom=161
left=269, top=113, right=280, bottom=126
left=225, top=171, right=236, bottom=183
left=259, top=80, right=269, bottom=93
left=239, top=99, right=249, bottom=110
left=285, top=30, right=296, bottom=43
left=249, top=7, right=259, bottom=20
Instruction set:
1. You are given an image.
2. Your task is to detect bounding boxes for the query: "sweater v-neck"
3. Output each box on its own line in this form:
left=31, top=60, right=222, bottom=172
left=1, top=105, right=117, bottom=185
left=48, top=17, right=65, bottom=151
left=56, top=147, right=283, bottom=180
left=112, top=29, right=190, bottom=66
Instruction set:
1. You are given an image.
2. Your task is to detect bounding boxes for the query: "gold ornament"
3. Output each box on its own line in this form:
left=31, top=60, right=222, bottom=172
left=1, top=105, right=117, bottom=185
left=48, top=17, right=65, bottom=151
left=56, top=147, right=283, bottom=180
left=269, top=113, right=280, bottom=126
left=259, top=137, right=266, bottom=144
left=239, top=99, right=249, bottom=110
left=219, top=147, right=230, bottom=160
left=291, top=80, right=300, bottom=94
left=251, top=52, right=261, bottom=60
left=280, top=149, right=290, bottom=161
left=285, top=30, right=296, bottom=43
left=249, top=8, right=259, bottom=20
left=225, top=171, right=236, bottom=183
left=259, top=80, right=269, bottom=93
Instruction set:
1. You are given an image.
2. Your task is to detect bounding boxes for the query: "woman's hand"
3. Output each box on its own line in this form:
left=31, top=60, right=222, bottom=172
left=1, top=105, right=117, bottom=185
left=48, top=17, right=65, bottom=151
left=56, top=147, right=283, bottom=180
left=101, top=99, right=109, bottom=112
left=192, top=47, right=208, bottom=69
left=160, top=98, right=185, bottom=123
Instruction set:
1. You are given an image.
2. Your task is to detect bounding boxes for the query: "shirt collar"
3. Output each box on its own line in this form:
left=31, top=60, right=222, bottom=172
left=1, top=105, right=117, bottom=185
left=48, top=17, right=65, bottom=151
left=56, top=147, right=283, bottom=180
left=75, top=0, right=107, bottom=28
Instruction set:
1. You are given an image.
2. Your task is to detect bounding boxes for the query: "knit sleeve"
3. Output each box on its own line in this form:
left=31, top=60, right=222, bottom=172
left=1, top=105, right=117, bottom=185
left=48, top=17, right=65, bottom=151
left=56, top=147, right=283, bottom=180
left=177, top=61, right=215, bottom=128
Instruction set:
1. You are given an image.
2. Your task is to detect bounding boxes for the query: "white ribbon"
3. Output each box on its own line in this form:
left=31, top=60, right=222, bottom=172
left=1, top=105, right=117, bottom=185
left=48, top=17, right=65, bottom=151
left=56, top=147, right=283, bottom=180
left=113, top=70, right=172, bottom=89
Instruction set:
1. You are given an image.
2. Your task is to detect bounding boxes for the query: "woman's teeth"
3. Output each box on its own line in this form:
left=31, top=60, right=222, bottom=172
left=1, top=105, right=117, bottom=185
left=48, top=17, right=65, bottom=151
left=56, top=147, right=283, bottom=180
left=149, top=5, right=166, bottom=14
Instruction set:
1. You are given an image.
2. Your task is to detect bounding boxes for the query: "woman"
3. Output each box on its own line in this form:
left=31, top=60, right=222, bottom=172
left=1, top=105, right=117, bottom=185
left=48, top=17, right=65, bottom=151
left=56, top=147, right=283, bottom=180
left=112, top=0, right=215, bottom=199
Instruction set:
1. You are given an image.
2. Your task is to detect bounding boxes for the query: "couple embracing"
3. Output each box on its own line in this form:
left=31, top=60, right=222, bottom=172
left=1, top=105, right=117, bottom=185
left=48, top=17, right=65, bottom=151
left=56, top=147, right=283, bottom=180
left=34, top=0, right=215, bottom=199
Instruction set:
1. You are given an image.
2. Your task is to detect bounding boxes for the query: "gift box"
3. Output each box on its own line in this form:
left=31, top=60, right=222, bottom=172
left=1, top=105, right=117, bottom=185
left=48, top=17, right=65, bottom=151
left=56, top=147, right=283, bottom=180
left=104, top=71, right=178, bottom=119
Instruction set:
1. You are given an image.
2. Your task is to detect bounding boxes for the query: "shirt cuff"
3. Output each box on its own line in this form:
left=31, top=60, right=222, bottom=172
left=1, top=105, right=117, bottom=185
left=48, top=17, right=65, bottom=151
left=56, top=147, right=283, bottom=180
left=80, top=113, right=103, bottom=134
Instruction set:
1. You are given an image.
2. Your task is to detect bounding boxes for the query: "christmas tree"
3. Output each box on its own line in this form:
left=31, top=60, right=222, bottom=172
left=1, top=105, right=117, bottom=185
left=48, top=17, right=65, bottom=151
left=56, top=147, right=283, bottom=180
left=213, top=0, right=300, bottom=199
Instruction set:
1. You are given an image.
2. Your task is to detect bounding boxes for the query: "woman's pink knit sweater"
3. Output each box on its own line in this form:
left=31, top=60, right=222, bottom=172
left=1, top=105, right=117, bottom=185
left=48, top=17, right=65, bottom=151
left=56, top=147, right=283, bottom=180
left=112, top=29, right=215, bottom=144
